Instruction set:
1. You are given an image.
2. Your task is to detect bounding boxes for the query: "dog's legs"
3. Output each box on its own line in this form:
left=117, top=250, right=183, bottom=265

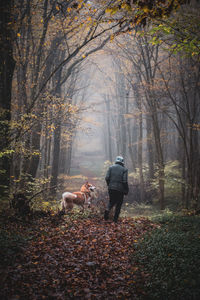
left=66, top=201, right=74, bottom=212
left=61, top=199, right=65, bottom=213
left=80, top=204, right=84, bottom=213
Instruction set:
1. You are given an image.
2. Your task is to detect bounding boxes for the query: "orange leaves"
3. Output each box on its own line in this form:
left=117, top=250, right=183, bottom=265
left=1, top=216, right=156, bottom=299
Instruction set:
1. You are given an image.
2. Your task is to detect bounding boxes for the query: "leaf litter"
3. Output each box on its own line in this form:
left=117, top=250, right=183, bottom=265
left=1, top=214, right=157, bottom=299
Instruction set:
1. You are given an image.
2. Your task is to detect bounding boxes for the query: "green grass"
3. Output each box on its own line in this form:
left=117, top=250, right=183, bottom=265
left=121, top=203, right=160, bottom=217
left=131, top=214, right=200, bottom=299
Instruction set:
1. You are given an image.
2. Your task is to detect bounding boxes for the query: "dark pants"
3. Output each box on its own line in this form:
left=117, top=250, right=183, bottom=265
left=104, top=189, right=124, bottom=222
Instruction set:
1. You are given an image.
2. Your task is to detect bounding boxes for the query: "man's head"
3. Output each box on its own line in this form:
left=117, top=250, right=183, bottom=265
left=115, top=156, right=124, bottom=165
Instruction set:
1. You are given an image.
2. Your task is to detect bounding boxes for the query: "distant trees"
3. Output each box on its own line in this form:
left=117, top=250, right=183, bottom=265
left=6, top=0, right=125, bottom=199
left=157, top=55, right=200, bottom=209
left=99, top=1, right=200, bottom=210
left=1, top=0, right=199, bottom=211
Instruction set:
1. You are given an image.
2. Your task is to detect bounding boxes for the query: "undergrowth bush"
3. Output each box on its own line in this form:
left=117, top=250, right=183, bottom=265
left=131, top=215, right=200, bottom=300
left=31, top=197, right=59, bottom=212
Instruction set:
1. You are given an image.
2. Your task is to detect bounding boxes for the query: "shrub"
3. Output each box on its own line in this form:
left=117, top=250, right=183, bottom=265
left=131, top=215, right=200, bottom=299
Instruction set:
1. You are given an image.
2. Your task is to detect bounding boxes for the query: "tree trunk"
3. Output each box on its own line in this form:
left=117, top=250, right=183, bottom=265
left=50, top=121, right=61, bottom=190
left=146, top=115, right=154, bottom=179
left=28, top=122, right=42, bottom=178
left=105, top=96, right=113, bottom=162
left=50, top=54, right=64, bottom=193
left=138, top=106, right=144, bottom=202
left=64, top=140, right=73, bottom=175
left=151, top=110, right=165, bottom=210
left=0, top=0, right=15, bottom=196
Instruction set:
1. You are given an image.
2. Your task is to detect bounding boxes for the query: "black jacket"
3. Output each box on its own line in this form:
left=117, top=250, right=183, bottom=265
left=105, top=162, right=129, bottom=195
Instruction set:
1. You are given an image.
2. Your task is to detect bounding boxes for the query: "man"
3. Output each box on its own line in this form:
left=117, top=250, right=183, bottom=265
left=104, top=156, right=129, bottom=223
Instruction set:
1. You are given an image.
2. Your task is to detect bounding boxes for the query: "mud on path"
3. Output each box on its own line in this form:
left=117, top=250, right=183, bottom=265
left=1, top=215, right=157, bottom=299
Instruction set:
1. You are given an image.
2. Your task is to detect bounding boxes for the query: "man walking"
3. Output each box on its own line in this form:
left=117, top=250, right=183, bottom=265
left=104, top=156, right=129, bottom=223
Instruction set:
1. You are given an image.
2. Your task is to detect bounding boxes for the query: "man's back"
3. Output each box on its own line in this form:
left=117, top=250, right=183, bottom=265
left=104, top=156, right=129, bottom=223
left=105, top=162, right=128, bottom=193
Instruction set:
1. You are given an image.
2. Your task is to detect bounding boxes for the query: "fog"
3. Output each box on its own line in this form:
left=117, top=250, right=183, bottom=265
left=70, top=54, right=114, bottom=177
left=4, top=0, right=199, bottom=210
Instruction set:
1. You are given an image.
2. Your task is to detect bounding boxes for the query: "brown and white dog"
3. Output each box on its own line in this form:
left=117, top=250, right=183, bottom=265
left=61, top=182, right=96, bottom=213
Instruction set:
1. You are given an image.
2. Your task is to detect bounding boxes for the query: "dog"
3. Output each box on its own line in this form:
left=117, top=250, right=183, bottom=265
left=61, top=182, right=96, bottom=213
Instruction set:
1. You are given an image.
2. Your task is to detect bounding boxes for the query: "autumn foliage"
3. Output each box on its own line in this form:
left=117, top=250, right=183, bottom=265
left=1, top=213, right=157, bottom=299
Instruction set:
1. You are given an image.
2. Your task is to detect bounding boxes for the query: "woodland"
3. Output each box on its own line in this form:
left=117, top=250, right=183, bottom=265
left=1, top=0, right=200, bottom=299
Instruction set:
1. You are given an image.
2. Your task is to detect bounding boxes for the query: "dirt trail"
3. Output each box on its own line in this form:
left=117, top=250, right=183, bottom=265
left=1, top=216, right=157, bottom=299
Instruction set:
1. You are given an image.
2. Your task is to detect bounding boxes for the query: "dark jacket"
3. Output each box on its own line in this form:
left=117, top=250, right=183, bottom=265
left=105, top=162, right=129, bottom=195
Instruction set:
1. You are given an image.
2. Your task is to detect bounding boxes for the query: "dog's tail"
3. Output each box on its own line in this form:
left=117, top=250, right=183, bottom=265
left=62, top=192, right=77, bottom=200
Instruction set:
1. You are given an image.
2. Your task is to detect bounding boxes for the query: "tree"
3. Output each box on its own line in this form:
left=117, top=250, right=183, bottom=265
left=10, top=0, right=126, bottom=195
left=0, top=0, right=15, bottom=196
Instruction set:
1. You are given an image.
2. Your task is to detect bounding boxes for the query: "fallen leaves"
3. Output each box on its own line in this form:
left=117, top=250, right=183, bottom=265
left=1, top=215, right=157, bottom=299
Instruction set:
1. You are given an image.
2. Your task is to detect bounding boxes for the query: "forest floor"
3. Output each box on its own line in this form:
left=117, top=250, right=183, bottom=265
left=1, top=209, right=200, bottom=299
left=0, top=211, right=157, bottom=299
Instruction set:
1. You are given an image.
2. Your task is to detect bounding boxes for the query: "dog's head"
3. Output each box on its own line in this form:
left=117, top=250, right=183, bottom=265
left=85, top=181, right=96, bottom=192
left=89, top=185, right=96, bottom=192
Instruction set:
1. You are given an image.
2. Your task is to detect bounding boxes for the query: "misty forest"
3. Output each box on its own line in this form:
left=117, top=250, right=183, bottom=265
left=1, top=0, right=200, bottom=299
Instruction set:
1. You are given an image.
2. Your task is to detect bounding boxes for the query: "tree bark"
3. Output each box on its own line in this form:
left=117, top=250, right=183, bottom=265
left=0, top=0, right=15, bottom=196
left=146, top=115, right=154, bottom=179
left=50, top=121, right=61, bottom=190
left=151, top=110, right=165, bottom=210
left=50, top=53, right=64, bottom=193
left=105, top=95, right=113, bottom=162
left=138, top=103, right=144, bottom=202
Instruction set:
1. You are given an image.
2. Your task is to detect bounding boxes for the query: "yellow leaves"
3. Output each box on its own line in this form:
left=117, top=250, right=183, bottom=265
left=105, top=7, right=119, bottom=15
left=121, top=3, right=127, bottom=9
left=56, top=5, right=60, bottom=11
left=32, top=151, right=40, bottom=157
left=143, top=6, right=149, bottom=13
left=67, top=7, right=71, bottom=13
left=105, top=8, right=112, bottom=14
left=43, top=201, right=51, bottom=207
left=82, top=54, right=86, bottom=58
left=110, top=34, right=115, bottom=42
left=17, top=33, right=21, bottom=37
left=49, top=124, right=56, bottom=132
left=121, top=3, right=130, bottom=10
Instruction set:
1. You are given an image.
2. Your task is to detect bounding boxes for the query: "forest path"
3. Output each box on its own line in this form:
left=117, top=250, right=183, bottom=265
left=1, top=215, right=157, bottom=299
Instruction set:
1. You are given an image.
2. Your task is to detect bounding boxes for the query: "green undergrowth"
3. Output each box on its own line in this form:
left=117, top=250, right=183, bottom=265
left=131, top=214, right=200, bottom=300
